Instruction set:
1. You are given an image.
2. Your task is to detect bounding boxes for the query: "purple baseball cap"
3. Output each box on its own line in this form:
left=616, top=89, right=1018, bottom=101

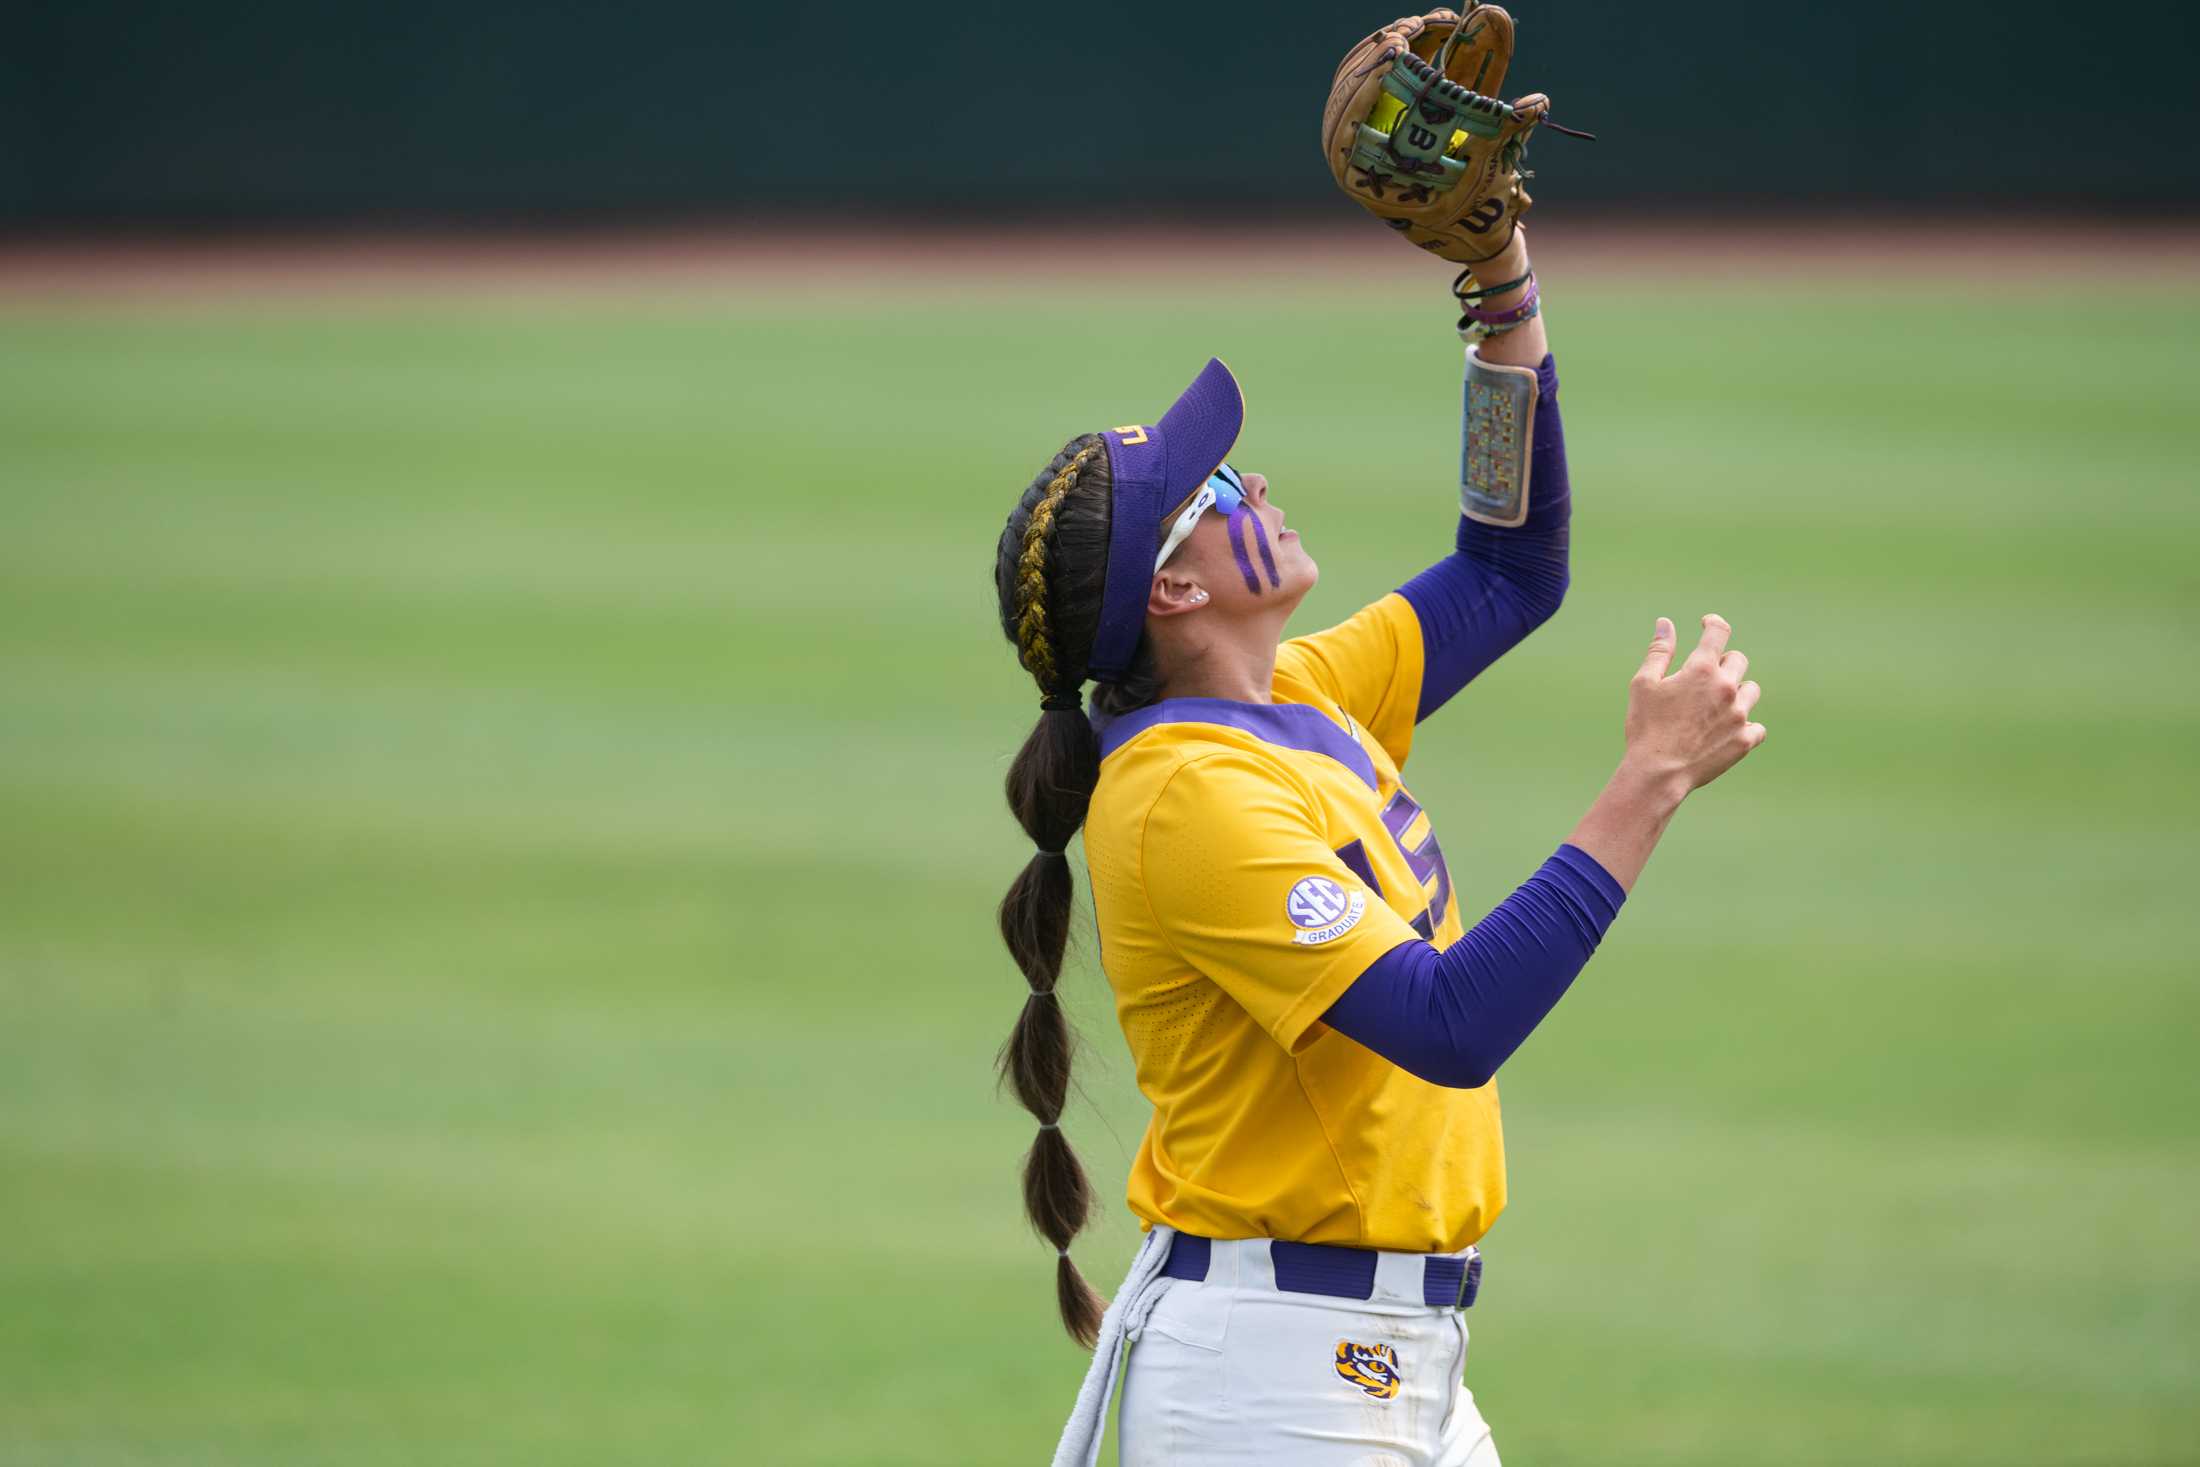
left=1089, top=357, right=1246, bottom=684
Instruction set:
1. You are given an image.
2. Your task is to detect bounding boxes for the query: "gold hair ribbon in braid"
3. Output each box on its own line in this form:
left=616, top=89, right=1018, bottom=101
left=1014, top=445, right=1101, bottom=690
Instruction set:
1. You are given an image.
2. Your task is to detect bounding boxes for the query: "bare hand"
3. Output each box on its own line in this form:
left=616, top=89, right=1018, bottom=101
left=1623, top=614, right=1766, bottom=796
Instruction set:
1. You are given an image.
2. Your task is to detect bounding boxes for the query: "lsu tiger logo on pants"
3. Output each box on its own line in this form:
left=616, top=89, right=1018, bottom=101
left=1334, top=1340, right=1402, bottom=1400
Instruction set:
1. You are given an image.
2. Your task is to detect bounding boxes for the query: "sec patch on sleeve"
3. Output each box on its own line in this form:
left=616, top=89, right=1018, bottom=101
left=1286, top=875, right=1367, bottom=946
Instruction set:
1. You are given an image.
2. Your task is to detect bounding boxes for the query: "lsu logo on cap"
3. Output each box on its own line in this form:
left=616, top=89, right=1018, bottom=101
left=1286, top=875, right=1366, bottom=946
left=1334, top=1340, right=1402, bottom=1401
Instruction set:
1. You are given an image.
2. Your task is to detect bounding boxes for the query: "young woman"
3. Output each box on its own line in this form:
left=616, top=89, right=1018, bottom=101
left=991, top=226, right=1767, bottom=1466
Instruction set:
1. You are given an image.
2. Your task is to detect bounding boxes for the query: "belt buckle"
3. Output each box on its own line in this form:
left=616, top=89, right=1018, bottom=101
left=1455, top=1248, right=1483, bottom=1309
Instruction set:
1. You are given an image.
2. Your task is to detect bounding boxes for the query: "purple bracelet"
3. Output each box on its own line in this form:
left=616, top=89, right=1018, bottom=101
left=1459, top=274, right=1540, bottom=328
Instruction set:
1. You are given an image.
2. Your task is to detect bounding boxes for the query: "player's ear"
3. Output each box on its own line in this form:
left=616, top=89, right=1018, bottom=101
left=1148, top=573, right=1210, bottom=618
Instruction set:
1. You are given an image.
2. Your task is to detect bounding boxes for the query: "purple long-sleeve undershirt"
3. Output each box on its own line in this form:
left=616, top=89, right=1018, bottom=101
left=1396, top=353, right=1572, bottom=722
left=1321, top=844, right=1625, bottom=1088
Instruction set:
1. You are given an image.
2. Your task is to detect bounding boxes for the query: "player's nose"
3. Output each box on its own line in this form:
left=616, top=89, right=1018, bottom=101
left=1242, top=471, right=1269, bottom=503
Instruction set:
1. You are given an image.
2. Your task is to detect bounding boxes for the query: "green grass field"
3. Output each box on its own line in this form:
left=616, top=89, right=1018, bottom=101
left=3, top=264, right=2197, bottom=1465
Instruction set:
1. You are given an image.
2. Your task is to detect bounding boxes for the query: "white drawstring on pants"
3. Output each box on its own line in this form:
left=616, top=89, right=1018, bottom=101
left=1049, top=1224, right=1176, bottom=1467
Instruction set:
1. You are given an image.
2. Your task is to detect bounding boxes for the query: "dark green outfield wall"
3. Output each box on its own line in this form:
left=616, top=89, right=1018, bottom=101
left=8, top=0, right=2197, bottom=222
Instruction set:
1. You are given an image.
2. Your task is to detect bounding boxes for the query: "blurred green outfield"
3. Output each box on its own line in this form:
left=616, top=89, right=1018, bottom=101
left=2, top=263, right=2197, bottom=1466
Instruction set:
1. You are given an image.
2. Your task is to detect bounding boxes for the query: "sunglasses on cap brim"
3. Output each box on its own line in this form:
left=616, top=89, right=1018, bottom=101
left=1153, top=463, right=1246, bottom=573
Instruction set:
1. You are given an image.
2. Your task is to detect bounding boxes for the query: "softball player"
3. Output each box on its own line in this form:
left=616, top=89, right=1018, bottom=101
left=990, top=223, right=1766, bottom=1465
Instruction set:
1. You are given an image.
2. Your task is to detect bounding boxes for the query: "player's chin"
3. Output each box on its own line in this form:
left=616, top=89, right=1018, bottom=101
left=1278, top=560, right=1319, bottom=603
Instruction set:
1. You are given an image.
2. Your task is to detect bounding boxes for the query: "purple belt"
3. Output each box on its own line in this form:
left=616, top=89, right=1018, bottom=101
left=1160, top=1232, right=1484, bottom=1310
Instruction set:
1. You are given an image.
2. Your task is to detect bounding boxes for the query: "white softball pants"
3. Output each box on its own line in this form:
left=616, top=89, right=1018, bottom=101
left=1052, top=1228, right=1500, bottom=1467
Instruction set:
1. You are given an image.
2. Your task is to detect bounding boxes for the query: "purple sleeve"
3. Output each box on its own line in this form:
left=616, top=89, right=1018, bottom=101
left=1396, top=352, right=1572, bottom=722
left=1320, top=844, right=1624, bottom=1088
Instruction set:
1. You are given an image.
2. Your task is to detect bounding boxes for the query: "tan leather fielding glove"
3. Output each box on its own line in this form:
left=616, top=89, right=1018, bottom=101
left=1322, top=5, right=1559, bottom=265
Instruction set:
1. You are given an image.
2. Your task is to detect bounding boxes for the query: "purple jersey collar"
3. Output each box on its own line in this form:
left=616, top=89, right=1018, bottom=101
left=1090, top=357, right=1246, bottom=685
left=1092, top=697, right=1379, bottom=791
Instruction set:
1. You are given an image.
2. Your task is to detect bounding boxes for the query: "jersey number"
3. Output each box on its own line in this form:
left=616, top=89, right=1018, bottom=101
left=1338, top=789, right=1455, bottom=941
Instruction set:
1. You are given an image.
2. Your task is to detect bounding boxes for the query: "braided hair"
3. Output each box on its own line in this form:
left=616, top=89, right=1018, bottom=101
left=1009, top=443, right=1099, bottom=693
left=991, top=434, right=1159, bottom=1347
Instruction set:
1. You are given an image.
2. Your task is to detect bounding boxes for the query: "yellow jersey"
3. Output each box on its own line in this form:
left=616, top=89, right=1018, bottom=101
left=1082, top=591, right=1505, bottom=1253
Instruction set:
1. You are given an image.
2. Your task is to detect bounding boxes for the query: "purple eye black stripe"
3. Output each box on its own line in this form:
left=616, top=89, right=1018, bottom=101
left=1249, top=512, right=1280, bottom=588
left=1224, top=504, right=1262, bottom=594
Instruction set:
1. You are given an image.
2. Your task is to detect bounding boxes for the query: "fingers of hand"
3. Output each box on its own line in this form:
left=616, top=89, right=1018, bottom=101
left=1692, top=612, right=1731, bottom=662
left=1735, top=659, right=1767, bottom=753
left=1635, top=616, right=1676, bottom=682
left=1719, top=649, right=1749, bottom=685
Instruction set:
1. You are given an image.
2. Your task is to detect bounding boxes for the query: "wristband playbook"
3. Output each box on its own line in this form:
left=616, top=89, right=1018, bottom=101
left=1460, top=347, right=1538, bottom=527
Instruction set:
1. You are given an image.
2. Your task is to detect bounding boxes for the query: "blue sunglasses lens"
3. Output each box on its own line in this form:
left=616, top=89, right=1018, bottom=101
left=1208, top=463, right=1245, bottom=509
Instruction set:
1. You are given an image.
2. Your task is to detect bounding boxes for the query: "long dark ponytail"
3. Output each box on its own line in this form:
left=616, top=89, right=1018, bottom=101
left=992, top=434, right=1159, bottom=1347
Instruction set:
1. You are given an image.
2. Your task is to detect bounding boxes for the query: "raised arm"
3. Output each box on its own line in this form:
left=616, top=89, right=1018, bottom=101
left=1323, top=613, right=1767, bottom=1087
left=1396, top=227, right=1571, bottom=721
